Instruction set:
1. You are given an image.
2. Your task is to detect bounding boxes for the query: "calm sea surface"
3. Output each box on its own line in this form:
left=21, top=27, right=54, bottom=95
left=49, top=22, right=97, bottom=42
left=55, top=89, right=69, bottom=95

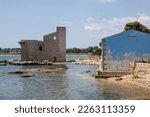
left=0, top=55, right=150, bottom=100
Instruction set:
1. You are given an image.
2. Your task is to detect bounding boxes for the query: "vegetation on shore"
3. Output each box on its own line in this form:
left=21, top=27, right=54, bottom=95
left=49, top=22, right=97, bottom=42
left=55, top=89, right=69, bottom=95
left=0, top=48, right=21, bottom=55
left=66, top=46, right=101, bottom=56
left=0, top=46, right=101, bottom=56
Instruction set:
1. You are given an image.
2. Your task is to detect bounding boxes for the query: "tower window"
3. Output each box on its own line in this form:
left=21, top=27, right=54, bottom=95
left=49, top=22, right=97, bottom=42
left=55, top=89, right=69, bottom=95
left=22, top=42, right=26, bottom=46
left=53, top=36, right=57, bottom=40
left=39, top=46, right=43, bottom=51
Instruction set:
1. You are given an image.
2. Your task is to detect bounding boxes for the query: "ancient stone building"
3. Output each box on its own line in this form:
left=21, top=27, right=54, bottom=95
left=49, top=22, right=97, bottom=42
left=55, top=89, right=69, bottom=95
left=19, top=27, right=66, bottom=62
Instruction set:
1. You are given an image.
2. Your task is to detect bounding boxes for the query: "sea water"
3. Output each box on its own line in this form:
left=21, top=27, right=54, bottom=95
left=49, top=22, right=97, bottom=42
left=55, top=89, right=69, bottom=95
left=0, top=55, right=150, bottom=100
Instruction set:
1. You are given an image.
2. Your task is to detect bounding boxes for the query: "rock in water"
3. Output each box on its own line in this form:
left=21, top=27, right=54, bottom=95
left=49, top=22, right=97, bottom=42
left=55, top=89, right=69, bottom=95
left=84, top=71, right=91, bottom=73
left=0, top=63, right=6, bottom=66
left=115, top=78, right=123, bottom=81
left=21, top=74, right=35, bottom=77
left=8, top=71, right=25, bottom=74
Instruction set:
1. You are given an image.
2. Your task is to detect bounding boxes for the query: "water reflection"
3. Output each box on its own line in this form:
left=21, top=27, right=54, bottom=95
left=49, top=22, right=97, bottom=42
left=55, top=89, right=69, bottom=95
left=0, top=63, right=150, bottom=100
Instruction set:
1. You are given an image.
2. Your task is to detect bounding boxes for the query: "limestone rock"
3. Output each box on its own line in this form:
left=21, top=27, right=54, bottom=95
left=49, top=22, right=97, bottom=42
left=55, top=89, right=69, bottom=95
left=21, top=74, right=35, bottom=77
left=115, top=78, right=123, bottom=81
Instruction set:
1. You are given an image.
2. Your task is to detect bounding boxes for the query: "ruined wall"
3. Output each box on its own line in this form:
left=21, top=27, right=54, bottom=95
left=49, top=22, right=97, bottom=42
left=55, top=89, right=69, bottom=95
left=43, top=32, right=58, bottom=61
left=56, top=27, right=66, bottom=62
left=43, top=27, right=66, bottom=62
left=131, top=62, right=150, bottom=79
left=20, top=40, right=39, bottom=61
left=19, top=27, right=66, bottom=62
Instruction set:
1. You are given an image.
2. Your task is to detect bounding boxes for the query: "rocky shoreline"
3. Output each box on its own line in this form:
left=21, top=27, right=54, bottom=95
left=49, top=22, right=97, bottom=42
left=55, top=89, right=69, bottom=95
left=97, top=62, right=150, bottom=99
left=0, top=60, right=53, bottom=66
left=2, top=63, right=68, bottom=78
left=72, top=59, right=100, bottom=65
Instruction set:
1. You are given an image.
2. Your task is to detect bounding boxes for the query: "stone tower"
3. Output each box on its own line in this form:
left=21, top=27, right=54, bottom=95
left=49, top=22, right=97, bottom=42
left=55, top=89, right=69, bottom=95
left=19, top=27, right=66, bottom=62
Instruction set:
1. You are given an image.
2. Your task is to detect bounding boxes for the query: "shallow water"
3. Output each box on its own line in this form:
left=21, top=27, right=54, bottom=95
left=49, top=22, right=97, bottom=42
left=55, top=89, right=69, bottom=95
left=0, top=55, right=150, bottom=100
left=0, top=64, right=103, bottom=100
left=0, top=55, right=88, bottom=61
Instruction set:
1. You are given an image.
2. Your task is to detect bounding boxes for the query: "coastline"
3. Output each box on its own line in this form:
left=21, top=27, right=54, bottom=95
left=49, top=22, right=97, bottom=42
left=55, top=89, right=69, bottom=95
left=123, top=63, right=150, bottom=90
left=0, top=53, right=89, bottom=55
left=97, top=77, right=150, bottom=100
left=0, top=54, right=20, bottom=56
left=73, top=59, right=150, bottom=99
left=66, top=53, right=89, bottom=56
left=72, top=59, right=100, bottom=65
left=97, top=63, right=150, bottom=100
left=97, top=62, right=150, bottom=99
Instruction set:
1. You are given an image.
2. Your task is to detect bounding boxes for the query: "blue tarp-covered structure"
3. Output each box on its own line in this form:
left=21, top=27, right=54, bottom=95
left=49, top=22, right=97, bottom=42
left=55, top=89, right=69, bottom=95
left=101, top=29, right=150, bottom=71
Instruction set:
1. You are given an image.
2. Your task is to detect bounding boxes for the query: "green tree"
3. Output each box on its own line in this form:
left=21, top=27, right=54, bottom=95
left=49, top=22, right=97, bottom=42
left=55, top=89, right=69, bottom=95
left=87, top=46, right=93, bottom=53
left=92, top=48, right=101, bottom=56
left=124, top=21, right=150, bottom=34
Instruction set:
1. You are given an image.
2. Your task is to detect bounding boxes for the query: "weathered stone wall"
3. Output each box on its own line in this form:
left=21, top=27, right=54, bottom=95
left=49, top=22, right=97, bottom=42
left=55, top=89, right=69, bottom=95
left=89, top=54, right=100, bottom=62
left=19, top=27, right=66, bottom=62
left=19, top=40, right=41, bottom=61
left=131, top=62, right=150, bottom=79
left=44, top=32, right=58, bottom=61
left=56, top=27, right=66, bottom=62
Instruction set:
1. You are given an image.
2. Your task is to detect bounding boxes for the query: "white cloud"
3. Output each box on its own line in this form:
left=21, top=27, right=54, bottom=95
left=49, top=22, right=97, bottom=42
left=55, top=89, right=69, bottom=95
left=137, top=13, right=150, bottom=25
left=86, top=17, right=95, bottom=22
left=84, top=14, right=150, bottom=39
left=97, top=0, right=115, bottom=3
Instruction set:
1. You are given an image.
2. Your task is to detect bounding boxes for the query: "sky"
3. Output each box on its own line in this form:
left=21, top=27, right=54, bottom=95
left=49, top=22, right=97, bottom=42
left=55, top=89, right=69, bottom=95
left=0, top=0, right=150, bottom=48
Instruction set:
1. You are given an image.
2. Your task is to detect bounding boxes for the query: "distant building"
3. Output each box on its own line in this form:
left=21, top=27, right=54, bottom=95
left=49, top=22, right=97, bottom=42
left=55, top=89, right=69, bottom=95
left=99, top=29, right=150, bottom=71
left=19, top=27, right=66, bottom=62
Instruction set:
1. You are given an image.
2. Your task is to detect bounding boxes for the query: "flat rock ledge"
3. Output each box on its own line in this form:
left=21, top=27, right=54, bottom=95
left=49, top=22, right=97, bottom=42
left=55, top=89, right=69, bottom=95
left=0, top=60, right=53, bottom=66
left=21, top=74, right=35, bottom=77
left=8, top=71, right=35, bottom=78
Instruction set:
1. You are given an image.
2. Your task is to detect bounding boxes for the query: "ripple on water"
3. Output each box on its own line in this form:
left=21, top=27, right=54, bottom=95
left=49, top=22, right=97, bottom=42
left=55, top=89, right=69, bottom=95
left=0, top=61, right=150, bottom=99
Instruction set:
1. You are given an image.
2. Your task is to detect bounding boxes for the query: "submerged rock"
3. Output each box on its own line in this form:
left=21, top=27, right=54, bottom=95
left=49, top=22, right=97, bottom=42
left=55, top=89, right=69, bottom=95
left=115, top=78, right=123, bottom=81
left=67, top=60, right=76, bottom=62
left=8, top=70, right=35, bottom=78
left=41, top=65, right=68, bottom=73
left=21, top=74, right=35, bottom=77
left=84, top=71, right=91, bottom=73
left=8, top=71, right=26, bottom=74
left=0, top=63, right=6, bottom=66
